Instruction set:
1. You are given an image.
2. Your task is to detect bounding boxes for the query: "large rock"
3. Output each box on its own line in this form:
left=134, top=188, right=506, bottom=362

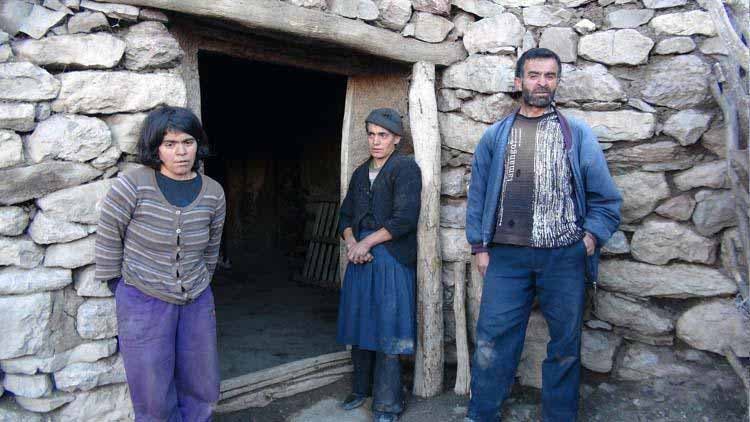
left=0, top=206, right=29, bottom=236
left=442, top=54, right=515, bottom=94
left=601, top=230, right=629, bottom=255
left=634, top=55, right=711, bottom=109
left=12, top=33, right=125, bottom=69
left=440, top=197, right=466, bottom=228
left=594, top=290, right=673, bottom=335
left=0, top=102, right=35, bottom=132
left=539, top=27, right=578, bottom=63
left=36, top=179, right=113, bottom=225
left=692, top=189, right=736, bottom=236
left=0, top=292, right=53, bottom=359
left=612, top=170, right=670, bottom=223
left=441, top=227, right=470, bottom=262
left=15, top=392, right=75, bottom=413
left=673, top=161, right=728, bottom=191
left=573, top=18, right=596, bottom=34
left=630, top=218, right=717, bottom=265
left=654, top=194, right=695, bottom=221
left=80, top=0, right=139, bottom=20
left=54, top=355, right=125, bottom=392
left=0, top=0, right=34, bottom=35
left=18, top=5, right=67, bottom=39
left=451, top=0, right=505, bottom=18
left=650, top=11, right=716, bottom=36
left=0, top=62, right=60, bottom=101
left=560, top=109, right=655, bottom=142
left=27, top=114, right=112, bottom=163
left=463, top=14, right=524, bottom=55
left=600, top=259, right=736, bottom=299
left=74, top=265, right=113, bottom=297
left=0, top=161, right=102, bottom=205
left=0, top=339, right=117, bottom=375
left=408, top=12, right=453, bottom=43
left=373, top=0, right=411, bottom=30
left=438, top=112, right=489, bottom=153
left=606, top=140, right=698, bottom=171
left=0, top=236, right=44, bottom=269
left=615, top=342, right=694, bottom=381
left=122, top=21, right=183, bottom=70
left=678, top=299, right=749, bottom=357
left=76, top=298, right=117, bottom=339
left=460, top=93, right=516, bottom=124
left=642, top=0, right=686, bottom=7
left=0, top=130, right=23, bottom=168
left=44, top=235, right=97, bottom=269
left=606, top=9, right=654, bottom=28
left=51, top=70, right=187, bottom=114
left=523, top=6, right=573, bottom=27
left=0, top=266, right=72, bottom=295
left=517, top=311, right=548, bottom=389
left=654, top=36, right=695, bottom=55
left=578, top=29, right=654, bottom=65
left=441, top=166, right=469, bottom=197
left=3, top=374, right=52, bottom=398
left=102, top=112, right=146, bottom=155
left=52, top=383, right=134, bottom=422
left=581, top=329, right=622, bottom=373
left=411, top=0, right=450, bottom=14
left=28, top=212, right=92, bottom=245
left=67, top=11, right=109, bottom=33
left=663, top=109, right=713, bottom=146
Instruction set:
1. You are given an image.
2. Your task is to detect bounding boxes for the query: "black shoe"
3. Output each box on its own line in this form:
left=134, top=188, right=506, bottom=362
left=341, top=393, right=368, bottom=410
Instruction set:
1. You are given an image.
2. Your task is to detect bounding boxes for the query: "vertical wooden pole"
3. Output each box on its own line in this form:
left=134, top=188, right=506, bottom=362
left=452, top=261, right=470, bottom=395
left=409, top=61, right=444, bottom=397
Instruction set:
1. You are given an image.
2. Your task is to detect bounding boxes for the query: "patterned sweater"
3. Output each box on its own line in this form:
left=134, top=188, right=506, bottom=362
left=95, top=167, right=226, bottom=304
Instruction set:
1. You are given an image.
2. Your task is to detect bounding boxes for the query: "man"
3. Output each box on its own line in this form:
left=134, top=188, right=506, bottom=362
left=464, top=48, right=622, bottom=422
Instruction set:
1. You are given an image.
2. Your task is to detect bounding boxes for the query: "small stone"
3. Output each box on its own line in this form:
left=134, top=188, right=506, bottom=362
left=0, top=43, right=12, bottom=62
left=655, top=194, right=696, bottom=221
left=35, top=102, right=51, bottom=121
left=0, top=130, right=23, bottom=169
left=74, top=265, right=113, bottom=297
left=463, top=14, right=525, bottom=55
left=442, top=54, right=515, bottom=94
left=650, top=11, right=716, bottom=36
left=630, top=218, right=717, bottom=265
left=0, top=102, right=35, bottom=132
left=447, top=11, right=474, bottom=41
left=410, top=12, right=453, bottom=43
left=460, top=93, right=516, bottom=124
left=0, top=30, right=9, bottom=44
left=574, top=18, right=596, bottom=34
left=699, top=37, right=728, bottom=55
left=663, top=109, right=713, bottom=146
left=411, top=0, right=451, bottom=14
left=438, top=112, right=490, bottom=153
left=91, top=145, right=121, bottom=170
left=626, top=98, right=656, bottom=113
left=50, top=22, right=69, bottom=35
left=451, top=0, right=505, bottom=18
left=373, top=0, right=412, bottom=31
left=0, top=62, right=60, bottom=102
left=80, top=0, right=139, bottom=21
left=602, top=230, right=629, bottom=255
left=28, top=212, right=92, bottom=245
left=578, top=29, right=654, bottom=65
left=76, top=297, right=117, bottom=339
left=615, top=342, right=695, bottom=381
left=519, top=29, right=536, bottom=55
left=138, top=8, right=169, bottom=22
left=43, top=0, right=74, bottom=14
left=440, top=197, right=467, bottom=228
left=437, top=89, right=462, bottom=112
left=67, top=11, right=109, bottom=34
left=606, top=140, right=699, bottom=171
left=441, top=166, right=469, bottom=197
left=692, top=189, right=736, bottom=236
left=560, top=109, right=655, bottom=142
left=36, top=178, right=113, bottom=225
left=0, top=266, right=72, bottom=295
left=642, top=0, right=686, bottom=8
left=122, top=21, right=184, bottom=70
left=27, top=114, right=112, bottom=163
left=581, top=329, right=622, bottom=373
left=594, top=290, right=674, bottom=335
left=12, top=33, right=126, bottom=69
left=0, top=236, right=44, bottom=269
left=560, top=0, right=595, bottom=6
left=15, top=392, right=75, bottom=413
left=54, top=354, right=126, bottom=392
left=44, top=235, right=96, bottom=269
left=613, top=170, right=670, bottom=223
left=701, top=119, right=726, bottom=158
left=0, top=161, right=102, bottom=206
left=654, top=36, right=696, bottom=54
left=615, top=327, right=674, bottom=346
left=441, top=227, right=470, bottom=262
left=0, top=292, right=53, bottom=359
left=492, top=0, right=544, bottom=6
left=677, top=299, right=749, bottom=357
left=3, top=374, right=52, bottom=398
left=523, top=6, right=573, bottom=27
left=586, top=319, right=613, bottom=330
left=673, top=161, right=728, bottom=191
left=328, top=0, right=379, bottom=19
left=606, top=9, right=654, bottom=28
left=18, top=5, right=67, bottom=39
left=0, top=206, right=29, bottom=236
left=539, top=27, right=578, bottom=63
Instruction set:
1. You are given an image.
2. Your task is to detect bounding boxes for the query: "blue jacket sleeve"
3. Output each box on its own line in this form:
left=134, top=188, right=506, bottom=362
left=579, top=127, right=622, bottom=246
left=465, top=128, right=495, bottom=252
left=382, top=159, right=422, bottom=240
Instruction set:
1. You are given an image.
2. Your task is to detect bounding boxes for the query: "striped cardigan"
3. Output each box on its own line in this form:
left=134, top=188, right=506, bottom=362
left=95, top=167, right=226, bottom=304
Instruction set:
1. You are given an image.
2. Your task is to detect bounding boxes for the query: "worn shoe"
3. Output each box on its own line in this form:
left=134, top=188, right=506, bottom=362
left=373, top=412, right=399, bottom=422
left=341, top=393, right=368, bottom=410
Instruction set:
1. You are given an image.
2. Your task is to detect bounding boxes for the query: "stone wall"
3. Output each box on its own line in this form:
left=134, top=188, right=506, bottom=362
left=0, top=0, right=746, bottom=419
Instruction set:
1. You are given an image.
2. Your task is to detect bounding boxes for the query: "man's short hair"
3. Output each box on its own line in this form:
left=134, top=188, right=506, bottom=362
left=515, top=48, right=562, bottom=79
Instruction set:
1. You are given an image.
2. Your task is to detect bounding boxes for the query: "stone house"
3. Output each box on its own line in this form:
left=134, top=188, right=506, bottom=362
left=0, top=0, right=747, bottom=419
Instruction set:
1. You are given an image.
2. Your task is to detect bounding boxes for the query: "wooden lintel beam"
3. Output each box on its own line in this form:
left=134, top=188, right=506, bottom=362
left=97, top=0, right=467, bottom=66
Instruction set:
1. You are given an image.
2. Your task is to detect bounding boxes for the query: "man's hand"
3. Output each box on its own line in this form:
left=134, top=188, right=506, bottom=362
left=475, top=252, right=490, bottom=277
left=583, top=232, right=596, bottom=256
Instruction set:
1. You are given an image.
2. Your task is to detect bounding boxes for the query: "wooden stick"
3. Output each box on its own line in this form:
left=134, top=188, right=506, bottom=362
left=705, top=0, right=750, bottom=72
left=452, top=261, right=471, bottom=395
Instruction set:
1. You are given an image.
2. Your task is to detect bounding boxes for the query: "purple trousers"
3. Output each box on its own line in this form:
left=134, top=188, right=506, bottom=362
left=115, top=280, right=220, bottom=422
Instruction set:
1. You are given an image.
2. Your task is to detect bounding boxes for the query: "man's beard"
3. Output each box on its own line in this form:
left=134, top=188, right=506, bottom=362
left=521, top=85, right=555, bottom=108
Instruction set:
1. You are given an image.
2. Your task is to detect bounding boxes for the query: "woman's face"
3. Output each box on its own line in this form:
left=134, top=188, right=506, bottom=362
left=367, top=123, right=400, bottom=161
left=158, top=130, right=198, bottom=180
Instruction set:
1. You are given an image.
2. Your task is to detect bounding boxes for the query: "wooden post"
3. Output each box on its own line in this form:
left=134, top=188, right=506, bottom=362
left=409, top=61, right=444, bottom=397
left=451, top=261, right=471, bottom=395
left=468, top=256, right=485, bottom=344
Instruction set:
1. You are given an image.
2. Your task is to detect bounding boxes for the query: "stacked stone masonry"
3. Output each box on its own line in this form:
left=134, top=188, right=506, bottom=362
left=0, top=0, right=746, bottom=419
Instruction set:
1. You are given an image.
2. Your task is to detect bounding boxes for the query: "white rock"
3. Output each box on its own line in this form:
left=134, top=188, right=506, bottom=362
left=692, top=189, right=736, bottom=236
left=574, top=18, right=596, bottom=34
left=63, top=0, right=81, bottom=11
left=451, top=0, right=505, bottom=17
left=67, top=11, right=109, bottom=34
left=0, top=103, right=35, bottom=132
left=0, top=130, right=23, bottom=169
left=410, top=12, right=453, bottom=43
left=18, top=5, right=67, bottom=39
left=699, top=37, right=728, bottom=55
left=654, top=36, right=695, bottom=54
left=630, top=218, right=718, bottom=265
left=442, top=54, right=515, bottom=93
left=441, top=228, right=471, bottom=262
left=102, top=112, right=146, bottom=155
left=0, top=266, right=72, bottom=295
left=3, top=374, right=52, bottom=398
left=76, top=297, right=117, bottom=340
left=594, top=290, right=674, bottom=335
left=492, top=0, right=544, bottom=6
left=701, top=119, right=726, bottom=158
left=0, top=62, right=60, bottom=101
left=52, top=383, right=134, bottom=422
left=578, top=29, right=654, bottom=65
left=138, top=8, right=169, bottom=22
left=523, top=6, right=573, bottom=27
left=650, top=11, right=716, bottom=36
left=599, top=259, right=736, bottom=299
left=438, top=112, right=490, bottom=153
left=36, top=179, right=113, bottom=225
left=560, top=0, right=595, bottom=6
left=0, top=339, right=117, bottom=375
left=0, top=206, right=29, bottom=236
left=605, top=9, right=654, bottom=28
left=440, top=197, right=467, bottom=228
left=27, top=114, right=112, bottom=163
left=80, top=0, right=139, bottom=20
left=654, top=194, right=695, bottom=221
left=0, top=401, right=44, bottom=421
left=44, top=235, right=96, bottom=269
left=663, top=109, right=713, bottom=145
left=122, top=21, right=184, bottom=70
left=441, top=166, right=469, bottom=197
left=52, top=70, right=187, bottom=115
left=437, top=89, right=462, bottom=112
left=0, top=236, right=44, bottom=269
left=91, top=145, right=121, bottom=170
left=15, top=392, right=75, bottom=413
left=463, top=14, right=524, bottom=55
left=601, top=230, right=629, bottom=255
left=642, top=0, right=686, bottom=7
left=74, top=265, right=113, bottom=297
left=613, top=170, right=670, bottom=223
left=12, top=33, right=125, bottom=69
left=28, top=212, right=92, bottom=245
left=328, top=0, right=379, bottom=19
left=519, top=29, right=536, bottom=55
left=673, top=161, right=728, bottom=191
left=0, top=0, right=35, bottom=35
left=560, top=109, right=655, bottom=142
left=373, top=0, right=412, bottom=30
left=460, top=93, right=516, bottom=124
left=581, top=329, right=622, bottom=373
left=54, top=354, right=126, bottom=392
left=289, top=0, right=327, bottom=7
left=586, top=320, right=613, bottom=330
left=539, top=27, right=578, bottom=63
left=35, top=102, right=52, bottom=121
left=615, top=342, right=694, bottom=381
left=605, top=140, right=699, bottom=171
left=0, top=162, right=102, bottom=206
left=0, top=44, right=13, bottom=63
left=0, top=292, right=53, bottom=359
left=557, top=63, right=626, bottom=104
left=411, top=0, right=451, bottom=14
left=44, top=0, right=75, bottom=14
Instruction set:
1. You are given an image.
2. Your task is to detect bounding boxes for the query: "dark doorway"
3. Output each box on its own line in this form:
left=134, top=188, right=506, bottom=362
left=198, top=51, right=347, bottom=379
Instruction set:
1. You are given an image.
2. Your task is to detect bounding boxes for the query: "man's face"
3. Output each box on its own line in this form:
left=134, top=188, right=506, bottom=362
left=367, top=123, right=400, bottom=160
left=514, top=58, right=560, bottom=108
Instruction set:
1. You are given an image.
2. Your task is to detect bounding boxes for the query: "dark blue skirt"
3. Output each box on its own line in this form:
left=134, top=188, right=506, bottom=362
left=336, top=232, right=416, bottom=355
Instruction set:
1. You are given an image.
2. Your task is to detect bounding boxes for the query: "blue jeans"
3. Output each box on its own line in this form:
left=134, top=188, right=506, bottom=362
left=467, top=241, right=586, bottom=422
left=351, top=346, right=403, bottom=416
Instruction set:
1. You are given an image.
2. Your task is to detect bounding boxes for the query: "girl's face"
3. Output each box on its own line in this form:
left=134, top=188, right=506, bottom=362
left=158, top=130, right=198, bottom=180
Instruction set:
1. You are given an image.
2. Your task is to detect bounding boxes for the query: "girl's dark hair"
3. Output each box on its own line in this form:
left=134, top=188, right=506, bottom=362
left=137, top=106, right=209, bottom=171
